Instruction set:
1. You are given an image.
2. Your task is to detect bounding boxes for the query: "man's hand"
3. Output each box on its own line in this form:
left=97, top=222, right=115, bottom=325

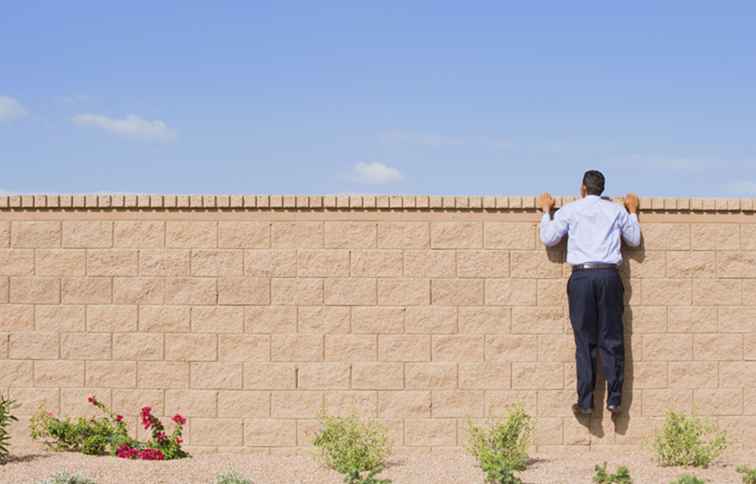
left=624, top=193, right=639, bottom=214
left=538, top=192, right=555, bottom=213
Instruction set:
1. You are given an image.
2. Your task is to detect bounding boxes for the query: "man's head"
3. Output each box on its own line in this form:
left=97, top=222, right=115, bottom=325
left=581, top=170, right=605, bottom=197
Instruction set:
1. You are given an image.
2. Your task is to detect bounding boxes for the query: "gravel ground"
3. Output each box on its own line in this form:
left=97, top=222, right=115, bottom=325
left=1, top=446, right=752, bottom=483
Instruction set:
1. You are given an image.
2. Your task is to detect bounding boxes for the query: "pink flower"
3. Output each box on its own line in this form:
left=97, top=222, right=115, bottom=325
left=171, top=414, right=187, bottom=426
left=116, top=445, right=139, bottom=459
left=87, top=395, right=98, bottom=406
left=175, top=437, right=183, bottom=445
left=156, top=431, right=167, bottom=443
left=138, top=448, right=165, bottom=460
left=115, top=415, right=124, bottom=423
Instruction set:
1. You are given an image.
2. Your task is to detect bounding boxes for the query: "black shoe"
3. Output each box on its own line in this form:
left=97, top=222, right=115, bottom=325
left=572, top=403, right=592, bottom=416
left=607, top=404, right=621, bottom=415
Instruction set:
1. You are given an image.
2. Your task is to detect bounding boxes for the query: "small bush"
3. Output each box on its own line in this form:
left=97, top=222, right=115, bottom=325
left=37, top=472, right=97, bottom=484
left=653, top=411, right=727, bottom=467
left=215, top=471, right=253, bottom=484
left=466, top=403, right=532, bottom=484
left=669, top=475, right=706, bottom=484
left=313, top=415, right=391, bottom=484
left=593, top=463, right=632, bottom=484
left=737, top=465, right=756, bottom=484
left=0, top=393, right=19, bottom=464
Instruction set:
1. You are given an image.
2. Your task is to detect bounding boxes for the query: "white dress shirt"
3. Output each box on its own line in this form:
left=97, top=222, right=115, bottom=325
left=539, top=195, right=641, bottom=265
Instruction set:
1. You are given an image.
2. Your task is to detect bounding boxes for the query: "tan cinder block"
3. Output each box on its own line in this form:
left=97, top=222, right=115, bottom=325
left=243, top=363, right=296, bottom=389
left=191, top=362, right=242, bottom=389
left=432, top=390, right=484, bottom=418
left=623, top=250, right=667, bottom=279
left=137, top=361, right=189, bottom=389
left=298, top=306, right=349, bottom=334
left=378, top=391, right=430, bottom=418
left=245, top=250, right=297, bottom=277
left=718, top=362, right=756, bottom=388
left=457, top=250, right=509, bottom=278
left=271, top=222, right=323, bottom=248
left=61, top=333, right=111, bottom=360
left=536, top=278, right=567, bottom=307
left=693, top=389, right=742, bottom=416
left=244, top=418, right=296, bottom=446
left=403, top=250, right=455, bottom=278
left=404, top=363, right=457, bottom=389
left=297, top=250, right=349, bottom=276
left=667, top=307, right=716, bottom=333
left=534, top=417, right=563, bottom=445
left=512, top=307, right=565, bottom=334
left=0, top=304, right=35, bottom=331
left=642, top=389, right=692, bottom=416
left=432, top=335, right=483, bottom=362
left=691, top=224, right=739, bottom=250
left=324, top=391, right=377, bottom=417
left=35, top=249, right=85, bottom=276
left=352, top=363, right=404, bottom=389
left=218, top=391, right=269, bottom=418
left=113, top=277, right=163, bottom=304
left=0, top=360, right=33, bottom=387
left=693, top=334, right=743, bottom=360
left=693, top=279, right=741, bottom=306
left=642, top=279, right=692, bottom=305
left=430, top=222, right=482, bottom=249
left=377, top=278, right=429, bottom=306
left=166, top=221, right=217, bottom=248
left=62, top=221, right=112, bottom=248
left=350, top=250, right=403, bottom=277
left=11, top=221, right=61, bottom=248
left=61, top=389, right=112, bottom=418
left=538, top=335, right=575, bottom=363
left=405, top=418, right=456, bottom=446
left=459, top=307, right=510, bottom=334
left=86, top=305, right=137, bottom=332
left=62, top=277, right=112, bottom=304
left=166, top=389, right=218, bottom=417
left=9, top=332, right=58, bottom=359
left=744, top=280, right=756, bottom=306
left=717, top=251, right=756, bottom=278
left=10, top=277, right=60, bottom=304
left=271, top=334, right=323, bottom=362
left=271, top=278, right=323, bottom=305
left=664, top=251, right=714, bottom=278
left=351, top=307, right=404, bottom=333
left=139, top=250, right=190, bottom=276
left=86, top=361, right=137, bottom=387
left=379, top=335, right=430, bottom=362
left=741, top=224, right=756, bottom=249
left=139, top=305, right=190, bottom=332
left=297, top=363, right=350, bottom=389
left=166, top=334, right=217, bottom=361
left=484, top=223, right=535, bottom=249
left=624, top=306, right=666, bottom=333
left=34, top=360, right=83, bottom=387
left=191, top=250, right=243, bottom=276
left=404, top=306, right=457, bottom=334
left=218, top=277, right=269, bottom=305
left=485, top=279, right=537, bottom=306
left=459, top=362, right=511, bottom=389
left=668, top=361, right=716, bottom=388
left=164, top=277, right=215, bottom=304
left=325, top=222, right=376, bottom=248
left=192, top=418, right=243, bottom=446
left=510, top=250, right=563, bottom=278
left=643, top=334, right=692, bottom=361
left=0, top=249, right=35, bottom=275
left=485, top=335, right=539, bottom=362
left=192, top=306, right=244, bottom=333
left=245, top=306, right=297, bottom=333
left=0, top=276, right=7, bottom=303
left=536, top=389, right=578, bottom=417
left=512, top=363, right=563, bottom=389
left=271, top=391, right=323, bottom=417
left=36, top=305, right=84, bottom=332
left=640, top=223, right=690, bottom=250
left=377, top=222, right=429, bottom=248
left=0, top=222, right=9, bottom=247
left=113, top=333, right=163, bottom=360
left=9, top=387, right=59, bottom=415
left=431, top=279, right=484, bottom=306
left=114, top=221, right=165, bottom=248
left=219, top=334, right=269, bottom=362
left=324, top=278, right=376, bottom=305
left=219, top=222, right=270, bottom=248
left=746, top=387, right=756, bottom=414
left=745, top=334, right=756, bottom=360
left=325, top=335, right=377, bottom=362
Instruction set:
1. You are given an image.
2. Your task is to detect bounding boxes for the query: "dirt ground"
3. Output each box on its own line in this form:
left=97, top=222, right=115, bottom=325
left=1, top=446, right=752, bottom=483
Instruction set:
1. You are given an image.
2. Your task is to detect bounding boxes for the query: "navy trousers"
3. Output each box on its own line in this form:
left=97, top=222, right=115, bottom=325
left=567, top=268, right=625, bottom=410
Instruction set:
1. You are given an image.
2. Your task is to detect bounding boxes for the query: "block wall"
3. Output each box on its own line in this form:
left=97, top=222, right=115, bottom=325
left=1, top=194, right=755, bottom=454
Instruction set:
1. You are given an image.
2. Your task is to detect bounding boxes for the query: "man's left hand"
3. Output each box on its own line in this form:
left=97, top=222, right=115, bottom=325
left=538, top=192, right=555, bottom=213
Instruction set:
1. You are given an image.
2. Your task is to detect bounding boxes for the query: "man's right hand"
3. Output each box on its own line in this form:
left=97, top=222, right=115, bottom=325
left=624, top=193, right=639, bottom=214
left=537, top=192, right=555, bottom=213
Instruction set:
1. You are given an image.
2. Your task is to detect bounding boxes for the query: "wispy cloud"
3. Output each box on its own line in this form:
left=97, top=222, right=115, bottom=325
left=0, top=96, right=28, bottom=122
left=351, top=162, right=403, bottom=185
left=72, top=113, right=176, bottom=142
left=379, top=129, right=511, bottom=149
left=725, top=180, right=756, bottom=195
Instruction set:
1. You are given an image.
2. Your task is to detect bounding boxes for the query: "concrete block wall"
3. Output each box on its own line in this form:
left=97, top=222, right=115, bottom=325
left=1, top=194, right=755, bottom=454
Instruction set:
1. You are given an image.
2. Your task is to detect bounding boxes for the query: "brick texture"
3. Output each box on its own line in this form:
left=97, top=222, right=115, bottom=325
left=1, top=197, right=754, bottom=451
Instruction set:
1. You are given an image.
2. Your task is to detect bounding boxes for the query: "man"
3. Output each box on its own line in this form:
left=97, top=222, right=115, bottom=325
left=537, top=170, right=640, bottom=417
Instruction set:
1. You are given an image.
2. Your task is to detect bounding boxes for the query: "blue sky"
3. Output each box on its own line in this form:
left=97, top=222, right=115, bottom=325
left=2, top=2, right=755, bottom=196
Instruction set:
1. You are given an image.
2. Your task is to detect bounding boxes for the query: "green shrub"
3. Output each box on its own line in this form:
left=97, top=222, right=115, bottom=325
left=37, top=472, right=97, bottom=484
left=593, top=463, right=632, bottom=484
left=669, top=475, right=706, bottom=484
left=737, top=465, right=756, bottom=484
left=0, top=393, right=19, bottom=464
left=313, top=415, right=391, bottom=484
left=653, top=412, right=727, bottom=467
left=466, top=403, right=532, bottom=484
left=215, top=471, right=253, bottom=484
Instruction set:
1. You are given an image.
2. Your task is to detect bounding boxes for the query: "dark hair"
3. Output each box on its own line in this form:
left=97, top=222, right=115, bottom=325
left=582, top=170, right=605, bottom=196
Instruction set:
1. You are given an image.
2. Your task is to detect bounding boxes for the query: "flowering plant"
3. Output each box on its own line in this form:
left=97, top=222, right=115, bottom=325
left=115, top=406, right=187, bottom=461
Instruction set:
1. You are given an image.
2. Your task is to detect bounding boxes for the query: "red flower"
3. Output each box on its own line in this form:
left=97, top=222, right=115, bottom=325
left=175, top=437, right=183, bottom=445
left=171, top=414, right=187, bottom=426
left=115, top=415, right=124, bottom=423
left=87, top=395, right=98, bottom=406
left=141, top=406, right=153, bottom=429
left=156, top=431, right=167, bottom=443
left=138, top=448, right=165, bottom=460
left=116, top=445, right=139, bottom=459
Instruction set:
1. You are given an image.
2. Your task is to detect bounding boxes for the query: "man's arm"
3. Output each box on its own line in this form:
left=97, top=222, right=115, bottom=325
left=620, top=193, right=641, bottom=247
left=538, top=192, right=568, bottom=247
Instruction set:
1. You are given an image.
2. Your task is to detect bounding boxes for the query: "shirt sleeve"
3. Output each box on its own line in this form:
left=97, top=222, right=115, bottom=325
left=619, top=210, right=641, bottom=247
left=539, top=208, right=569, bottom=247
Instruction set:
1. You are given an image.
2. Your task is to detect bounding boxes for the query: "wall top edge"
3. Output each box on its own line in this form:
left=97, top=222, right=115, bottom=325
left=0, top=194, right=754, bottom=212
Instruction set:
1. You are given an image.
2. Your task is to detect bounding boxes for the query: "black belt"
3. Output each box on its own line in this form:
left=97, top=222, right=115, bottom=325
left=572, top=263, right=619, bottom=272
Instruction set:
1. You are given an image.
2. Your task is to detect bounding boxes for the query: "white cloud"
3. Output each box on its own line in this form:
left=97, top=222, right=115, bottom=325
left=379, top=129, right=511, bottom=149
left=72, top=113, right=176, bottom=141
left=0, top=96, right=28, bottom=122
left=351, top=162, right=403, bottom=185
left=725, top=180, right=756, bottom=195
